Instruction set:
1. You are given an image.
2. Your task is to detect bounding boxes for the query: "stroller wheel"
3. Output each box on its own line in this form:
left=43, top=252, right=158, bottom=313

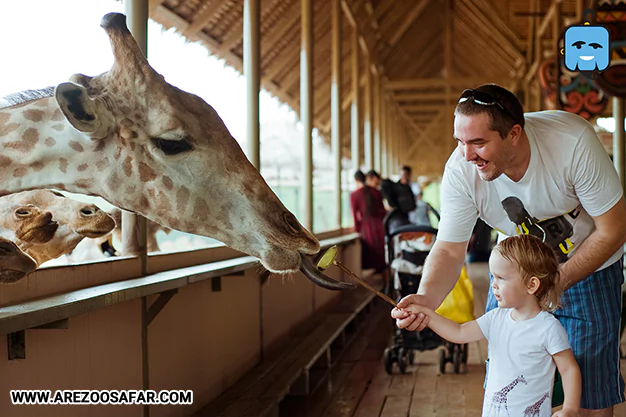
left=453, top=345, right=462, bottom=374
left=398, top=348, right=408, bottom=374
left=408, top=349, right=415, bottom=365
left=383, top=348, right=394, bottom=375
left=439, top=348, right=446, bottom=374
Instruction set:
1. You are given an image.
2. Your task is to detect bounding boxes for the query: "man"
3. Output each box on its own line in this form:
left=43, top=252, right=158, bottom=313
left=365, top=169, right=382, bottom=189
left=391, top=84, right=626, bottom=416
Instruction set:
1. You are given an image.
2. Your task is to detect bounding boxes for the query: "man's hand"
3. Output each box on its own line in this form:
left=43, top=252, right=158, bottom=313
left=390, top=294, right=432, bottom=331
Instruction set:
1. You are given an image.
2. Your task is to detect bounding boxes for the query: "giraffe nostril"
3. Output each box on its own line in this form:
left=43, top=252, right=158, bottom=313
left=283, top=212, right=302, bottom=234
left=81, top=207, right=96, bottom=216
left=15, top=207, right=32, bottom=218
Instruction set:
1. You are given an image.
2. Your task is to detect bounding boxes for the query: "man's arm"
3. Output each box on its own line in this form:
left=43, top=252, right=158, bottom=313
left=552, top=349, right=581, bottom=417
left=392, top=239, right=468, bottom=331
left=559, top=196, right=626, bottom=289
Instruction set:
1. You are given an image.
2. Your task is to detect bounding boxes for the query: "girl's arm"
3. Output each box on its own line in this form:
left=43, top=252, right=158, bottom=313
left=552, top=349, right=581, bottom=417
left=394, top=305, right=485, bottom=344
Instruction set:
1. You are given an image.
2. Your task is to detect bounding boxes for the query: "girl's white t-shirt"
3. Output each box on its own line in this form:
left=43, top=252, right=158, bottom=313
left=476, top=308, right=571, bottom=417
left=438, top=110, right=623, bottom=269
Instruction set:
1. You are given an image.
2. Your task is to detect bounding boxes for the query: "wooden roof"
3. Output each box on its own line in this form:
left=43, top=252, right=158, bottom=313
left=149, top=0, right=584, bottom=175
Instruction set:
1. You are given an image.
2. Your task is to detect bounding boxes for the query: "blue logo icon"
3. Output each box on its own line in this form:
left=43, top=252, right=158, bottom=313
left=564, top=24, right=610, bottom=71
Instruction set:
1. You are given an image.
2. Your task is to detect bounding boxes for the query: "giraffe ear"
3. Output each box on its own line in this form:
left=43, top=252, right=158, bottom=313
left=54, top=82, right=114, bottom=140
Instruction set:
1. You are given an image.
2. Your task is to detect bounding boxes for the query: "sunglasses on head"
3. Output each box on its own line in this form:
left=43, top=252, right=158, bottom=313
left=458, top=89, right=521, bottom=125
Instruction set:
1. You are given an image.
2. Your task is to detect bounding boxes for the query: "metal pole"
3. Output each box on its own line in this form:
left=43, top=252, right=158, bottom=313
left=244, top=0, right=261, bottom=169
left=331, top=0, right=342, bottom=230
left=301, top=0, right=313, bottom=231
left=373, top=71, right=381, bottom=173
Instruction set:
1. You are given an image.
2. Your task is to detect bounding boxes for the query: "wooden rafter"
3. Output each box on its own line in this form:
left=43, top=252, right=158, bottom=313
left=385, top=77, right=514, bottom=90
left=458, top=0, right=524, bottom=66
left=388, top=0, right=432, bottom=47
left=186, top=0, right=230, bottom=34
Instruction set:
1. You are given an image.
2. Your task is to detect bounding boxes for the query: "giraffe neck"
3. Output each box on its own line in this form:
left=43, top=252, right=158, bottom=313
left=0, top=96, right=103, bottom=197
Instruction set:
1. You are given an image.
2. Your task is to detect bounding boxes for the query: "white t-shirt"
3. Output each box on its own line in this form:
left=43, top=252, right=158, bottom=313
left=477, top=308, right=571, bottom=417
left=438, top=110, right=623, bottom=269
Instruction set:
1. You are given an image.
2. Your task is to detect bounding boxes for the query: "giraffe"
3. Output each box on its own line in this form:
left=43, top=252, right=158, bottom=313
left=487, top=375, right=527, bottom=417
left=0, top=190, right=116, bottom=265
left=0, top=203, right=58, bottom=246
left=0, top=13, right=353, bottom=291
left=0, top=236, right=37, bottom=284
left=523, top=392, right=550, bottom=417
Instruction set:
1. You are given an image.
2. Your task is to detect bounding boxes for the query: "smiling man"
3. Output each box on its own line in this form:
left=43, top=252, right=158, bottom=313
left=391, top=84, right=626, bottom=416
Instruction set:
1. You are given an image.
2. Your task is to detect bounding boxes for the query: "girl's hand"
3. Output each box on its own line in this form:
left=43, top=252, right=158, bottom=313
left=552, top=407, right=579, bottom=417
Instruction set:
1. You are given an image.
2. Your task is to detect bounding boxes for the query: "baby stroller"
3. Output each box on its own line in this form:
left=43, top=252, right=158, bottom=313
left=382, top=208, right=473, bottom=375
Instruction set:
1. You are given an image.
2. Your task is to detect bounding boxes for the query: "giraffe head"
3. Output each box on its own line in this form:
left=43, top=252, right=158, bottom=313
left=0, top=203, right=58, bottom=245
left=0, top=190, right=116, bottom=239
left=0, top=190, right=116, bottom=265
left=50, top=13, right=353, bottom=290
left=0, top=236, right=37, bottom=284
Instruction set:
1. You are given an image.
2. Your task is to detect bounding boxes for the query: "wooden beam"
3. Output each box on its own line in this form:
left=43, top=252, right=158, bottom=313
left=187, top=0, right=230, bottom=34
left=458, top=0, right=524, bottom=64
left=244, top=0, right=260, bottom=169
left=385, top=77, right=514, bottom=90
left=370, top=0, right=396, bottom=23
left=537, top=0, right=563, bottom=38
left=388, top=0, right=431, bottom=47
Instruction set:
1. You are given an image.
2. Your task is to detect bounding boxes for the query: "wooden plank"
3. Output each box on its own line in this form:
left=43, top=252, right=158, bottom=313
left=187, top=0, right=230, bottom=34
left=380, top=395, right=412, bottom=417
left=388, top=0, right=431, bottom=47
left=322, top=360, right=380, bottom=417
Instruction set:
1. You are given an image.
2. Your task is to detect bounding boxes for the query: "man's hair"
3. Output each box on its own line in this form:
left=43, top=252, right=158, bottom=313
left=366, top=170, right=380, bottom=179
left=354, top=170, right=365, bottom=183
left=455, top=84, right=525, bottom=139
left=401, top=165, right=412, bottom=174
left=494, top=234, right=561, bottom=312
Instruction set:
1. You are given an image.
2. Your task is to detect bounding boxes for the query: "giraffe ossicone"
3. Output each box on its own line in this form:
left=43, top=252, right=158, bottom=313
left=0, top=13, right=354, bottom=291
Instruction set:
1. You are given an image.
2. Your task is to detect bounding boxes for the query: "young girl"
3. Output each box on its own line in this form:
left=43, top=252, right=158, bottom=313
left=392, top=234, right=581, bottom=417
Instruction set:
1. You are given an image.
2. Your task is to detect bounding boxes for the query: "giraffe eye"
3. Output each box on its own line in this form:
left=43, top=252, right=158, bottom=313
left=152, top=138, right=193, bottom=155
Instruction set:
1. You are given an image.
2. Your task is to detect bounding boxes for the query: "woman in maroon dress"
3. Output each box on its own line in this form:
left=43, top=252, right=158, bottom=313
left=350, top=171, right=387, bottom=272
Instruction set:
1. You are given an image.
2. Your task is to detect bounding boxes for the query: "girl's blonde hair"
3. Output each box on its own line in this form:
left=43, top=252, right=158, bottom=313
left=494, top=234, right=561, bottom=312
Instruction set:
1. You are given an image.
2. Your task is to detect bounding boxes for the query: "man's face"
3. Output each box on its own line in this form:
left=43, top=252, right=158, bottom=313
left=366, top=176, right=380, bottom=188
left=454, top=112, right=516, bottom=181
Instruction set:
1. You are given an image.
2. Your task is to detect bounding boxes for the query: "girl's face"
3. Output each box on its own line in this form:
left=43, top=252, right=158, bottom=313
left=489, top=250, right=533, bottom=309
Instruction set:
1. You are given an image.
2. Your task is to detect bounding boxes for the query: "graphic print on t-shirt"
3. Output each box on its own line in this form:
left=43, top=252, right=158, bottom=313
left=500, top=196, right=578, bottom=263
left=522, top=392, right=550, bottom=417
left=487, top=375, right=527, bottom=417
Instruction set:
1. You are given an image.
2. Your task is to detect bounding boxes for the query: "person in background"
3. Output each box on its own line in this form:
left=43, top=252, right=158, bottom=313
left=366, top=170, right=382, bottom=190
left=350, top=171, right=387, bottom=276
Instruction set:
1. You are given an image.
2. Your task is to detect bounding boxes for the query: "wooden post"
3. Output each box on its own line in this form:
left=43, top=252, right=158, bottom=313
left=444, top=0, right=453, bottom=145
left=123, top=0, right=148, bottom=269
left=244, top=0, right=260, bottom=169
left=301, top=0, right=313, bottom=230
left=331, top=0, right=342, bottom=229
left=534, top=0, right=542, bottom=112
left=381, top=93, right=388, bottom=177
left=124, top=5, right=149, bottom=417
left=373, top=71, right=381, bottom=173
left=614, top=98, right=626, bottom=193
left=351, top=24, right=361, bottom=172
left=364, top=53, right=373, bottom=169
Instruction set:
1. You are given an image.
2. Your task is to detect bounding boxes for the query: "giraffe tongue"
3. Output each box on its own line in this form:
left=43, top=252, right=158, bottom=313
left=299, top=253, right=356, bottom=291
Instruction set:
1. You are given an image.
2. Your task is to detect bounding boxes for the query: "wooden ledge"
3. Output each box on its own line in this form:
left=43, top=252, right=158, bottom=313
left=0, top=233, right=360, bottom=335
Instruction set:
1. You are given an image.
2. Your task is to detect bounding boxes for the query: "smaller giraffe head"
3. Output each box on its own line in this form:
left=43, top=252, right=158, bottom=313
left=0, top=190, right=116, bottom=265
left=47, top=13, right=353, bottom=290
left=0, top=203, right=58, bottom=245
left=0, top=190, right=116, bottom=239
left=0, top=236, right=37, bottom=284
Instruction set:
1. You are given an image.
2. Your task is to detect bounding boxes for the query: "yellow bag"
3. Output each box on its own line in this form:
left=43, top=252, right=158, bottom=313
left=435, top=266, right=475, bottom=324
